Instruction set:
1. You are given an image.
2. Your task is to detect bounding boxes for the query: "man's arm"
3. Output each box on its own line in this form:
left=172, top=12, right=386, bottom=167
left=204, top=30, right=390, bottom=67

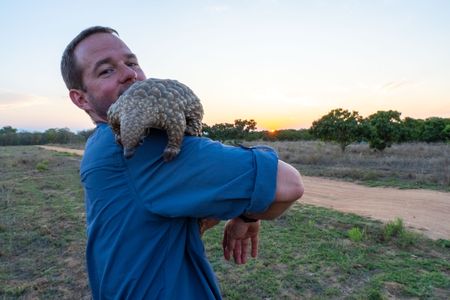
left=222, top=160, right=303, bottom=264
left=245, top=159, right=304, bottom=220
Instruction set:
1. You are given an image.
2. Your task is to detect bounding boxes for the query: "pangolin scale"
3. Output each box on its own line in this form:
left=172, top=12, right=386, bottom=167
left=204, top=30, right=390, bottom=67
left=107, top=78, right=204, bottom=161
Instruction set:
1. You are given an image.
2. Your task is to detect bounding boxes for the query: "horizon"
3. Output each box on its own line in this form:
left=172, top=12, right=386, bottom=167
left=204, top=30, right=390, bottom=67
left=4, top=109, right=448, bottom=134
left=1, top=1, right=449, bottom=132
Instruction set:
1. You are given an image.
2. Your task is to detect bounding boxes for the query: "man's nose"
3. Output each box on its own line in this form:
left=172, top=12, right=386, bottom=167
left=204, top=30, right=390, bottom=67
left=119, top=64, right=137, bottom=84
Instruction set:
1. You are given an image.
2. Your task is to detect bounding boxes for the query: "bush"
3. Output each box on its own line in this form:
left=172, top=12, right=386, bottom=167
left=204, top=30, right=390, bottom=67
left=348, top=227, right=364, bottom=242
left=36, top=160, right=49, bottom=172
left=383, top=218, right=404, bottom=241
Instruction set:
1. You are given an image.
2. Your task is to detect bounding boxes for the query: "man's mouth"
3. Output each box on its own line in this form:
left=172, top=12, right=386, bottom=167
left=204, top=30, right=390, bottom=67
left=118, top=84, right=133, bottom=97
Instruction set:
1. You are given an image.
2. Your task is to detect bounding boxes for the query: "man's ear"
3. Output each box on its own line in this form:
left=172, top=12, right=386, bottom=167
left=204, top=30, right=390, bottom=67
left=69, top=89, right=90, bottom=110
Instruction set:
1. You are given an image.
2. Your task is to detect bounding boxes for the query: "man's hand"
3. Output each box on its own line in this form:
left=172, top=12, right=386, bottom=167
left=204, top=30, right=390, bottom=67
left=199, top=218, right=220, bottom=235
left=222, top=217, right=260, bottom=265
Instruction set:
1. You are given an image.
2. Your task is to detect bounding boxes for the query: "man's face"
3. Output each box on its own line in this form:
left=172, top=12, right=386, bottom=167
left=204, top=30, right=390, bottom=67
left=71, top=32, right=146, bottom=122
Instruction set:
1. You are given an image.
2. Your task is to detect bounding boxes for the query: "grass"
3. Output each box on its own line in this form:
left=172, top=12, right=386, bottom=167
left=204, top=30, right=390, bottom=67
left=347, top=227, right=365, bottom=242
left=243, top=141, right=450, bottom=191
left=383, top=218, right=404, bottom=241
left=203, top=206, right=450, bottom=299
left=1, top=144, right=449, bottom=299
left=0, top=146, right=89, bottom=299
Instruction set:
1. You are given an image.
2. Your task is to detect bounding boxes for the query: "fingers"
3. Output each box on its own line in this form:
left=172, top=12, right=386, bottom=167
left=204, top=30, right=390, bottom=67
left=223, top=236, right=249, bottom=264
left=251, top=235, right=259, bottom=258
left=241, top=239, right=249, bottom=264
left=222, top=229, right=237, bottom=261
left=233, top=242, right=242, bottom=264
left=222, top=229, right=229, bottom=260
left=228, top=239, right=250, bottom=265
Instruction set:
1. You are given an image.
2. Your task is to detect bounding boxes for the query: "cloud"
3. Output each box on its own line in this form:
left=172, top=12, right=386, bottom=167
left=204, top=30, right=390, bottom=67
left=0, top=89, right=48, bottom=110
left=380, top=79, right=414, bottom=91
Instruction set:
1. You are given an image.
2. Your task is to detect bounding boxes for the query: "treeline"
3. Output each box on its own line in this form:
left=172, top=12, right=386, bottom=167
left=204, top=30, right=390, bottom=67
left=310, top=109, right=450, bottom=151
left=202, top=119, right=313, bottom=141
left=1, top=109, right=449, bottom=148
left=202, top=110, right=450, bottom=151
left=0, top=126, right=94, bottom=146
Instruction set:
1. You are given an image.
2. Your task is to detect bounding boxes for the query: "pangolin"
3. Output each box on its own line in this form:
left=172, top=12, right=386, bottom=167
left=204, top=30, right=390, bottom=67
left=107, top=78, right=204, bottom=161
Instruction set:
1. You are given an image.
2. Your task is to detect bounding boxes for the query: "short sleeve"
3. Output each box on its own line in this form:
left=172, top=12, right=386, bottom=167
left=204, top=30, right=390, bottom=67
left=124, top=134, right=278, bottom=220
left=244, top=145, right=279, bottom=213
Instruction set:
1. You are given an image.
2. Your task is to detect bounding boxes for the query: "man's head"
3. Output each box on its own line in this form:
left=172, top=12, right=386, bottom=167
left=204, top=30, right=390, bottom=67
left=61, top=26, right=146, bottom=123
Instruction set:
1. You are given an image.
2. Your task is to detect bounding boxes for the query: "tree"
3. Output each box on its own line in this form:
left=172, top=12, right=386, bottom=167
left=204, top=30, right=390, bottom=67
left=203, top=119, right=257, bottom=141
left=77, top=128, right=96, bottom=141
left=398, top=117, right=424, bottom=142
left=0, top=126, right=87, bottom=145
left=310, top=108, right=364, bottom=151
left=442, top=124, right=450, bottom=141
left=263, top=129, right=313, bottom=141
left=0, top=126, right=18, bottom=146
left=366, top=110, right=402, bottom=151
left=421, top=117, right=450, bottom=142
left=232, top=119, right=257, bottom=139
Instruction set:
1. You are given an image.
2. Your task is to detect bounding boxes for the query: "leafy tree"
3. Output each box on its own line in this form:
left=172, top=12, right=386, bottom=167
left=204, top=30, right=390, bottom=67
left=203, top=119, right=257, bottom=141
left=0, top=126, right=18, bottom=145
left=310, top=108, right=364, bottom=151
left=0, top=126, right=17, bottom=134
left=442, top=124, right=450, bottom=141
left=77, top=128, right=96, bottom=141
left=366, top=110, right=402, bottom=151
left=263, top=129, right=313, bottom=141
left=398, top=117, right=424, bottom=142
left=0, top=126, right=87, bottom=145
left=421, top=117, right=450, bottom=142
left=234, top=119, right=257, bottom=134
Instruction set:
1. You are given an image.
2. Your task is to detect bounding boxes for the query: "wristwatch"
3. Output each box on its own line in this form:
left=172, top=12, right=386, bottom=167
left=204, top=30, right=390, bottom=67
left=238, top=214, right=259, bottom=223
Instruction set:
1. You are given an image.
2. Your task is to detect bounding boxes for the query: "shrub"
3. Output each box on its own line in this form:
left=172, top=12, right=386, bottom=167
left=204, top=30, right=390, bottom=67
left=348, top=227, right=364, bottom=242
left=36, top=160, right=49, bottom=172
left=397, top=230, right=419, bottom=248
left=383, top=218, right=404, bottom=241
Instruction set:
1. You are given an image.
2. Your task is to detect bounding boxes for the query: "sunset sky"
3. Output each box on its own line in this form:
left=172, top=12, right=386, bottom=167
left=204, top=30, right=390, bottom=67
left=1, top=0, right=449, bottom=132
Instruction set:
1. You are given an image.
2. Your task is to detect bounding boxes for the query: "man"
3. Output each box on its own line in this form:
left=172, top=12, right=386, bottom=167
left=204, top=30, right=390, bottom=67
left=61, top=26, right=304, bottom=299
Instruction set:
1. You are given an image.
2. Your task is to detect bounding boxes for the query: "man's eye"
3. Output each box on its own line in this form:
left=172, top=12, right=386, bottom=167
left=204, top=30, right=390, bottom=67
left=99, top=69, right=114, bottom=76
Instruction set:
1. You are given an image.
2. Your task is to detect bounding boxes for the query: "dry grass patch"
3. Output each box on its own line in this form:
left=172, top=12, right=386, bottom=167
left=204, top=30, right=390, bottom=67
left=244, top=141, right=450, bottom=190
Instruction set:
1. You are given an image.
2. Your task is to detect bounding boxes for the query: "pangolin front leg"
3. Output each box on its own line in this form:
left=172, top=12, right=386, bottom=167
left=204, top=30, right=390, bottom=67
left=185, top=118, right=203, bottom=136
left=163, top=117, right=186, bottom=161
left=120, top=116, right=147, bottom=159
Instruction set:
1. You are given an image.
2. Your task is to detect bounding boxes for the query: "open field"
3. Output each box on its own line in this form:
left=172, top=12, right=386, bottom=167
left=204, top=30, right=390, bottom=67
left=1, top=144, right=449, bottom=299
left=0, top=146, right=89, bottom=298
left=243, top=141, right=450, bottom=192
left=40, top=145, right=450, bottom=240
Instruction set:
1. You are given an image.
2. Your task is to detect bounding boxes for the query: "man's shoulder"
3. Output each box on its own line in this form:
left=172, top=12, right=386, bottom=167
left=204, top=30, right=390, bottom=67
left=81, top=124, right=122, bottom=171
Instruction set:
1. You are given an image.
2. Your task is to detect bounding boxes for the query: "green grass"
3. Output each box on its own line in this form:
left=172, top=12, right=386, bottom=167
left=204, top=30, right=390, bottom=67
left=203, top=206, right=450, bottom=299
left=0, top=146, right=89, bottom=299
left=1, top=145, right=449, bottom=299
left=383, top=218, right=404, bottom=241
left=348, top=227, right=365, bottom=242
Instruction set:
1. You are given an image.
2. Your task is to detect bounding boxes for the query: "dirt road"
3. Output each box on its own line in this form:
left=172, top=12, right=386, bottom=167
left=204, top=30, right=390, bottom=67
left=301, top=176, right=450, bottom=240
left=40, top=145, right=85, bottom=156
left=40, top=146, right=450, bottom=240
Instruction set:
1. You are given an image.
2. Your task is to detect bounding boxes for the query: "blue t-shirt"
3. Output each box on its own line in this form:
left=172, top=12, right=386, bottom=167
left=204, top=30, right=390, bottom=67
left=80, top=123, right=278, bottom=299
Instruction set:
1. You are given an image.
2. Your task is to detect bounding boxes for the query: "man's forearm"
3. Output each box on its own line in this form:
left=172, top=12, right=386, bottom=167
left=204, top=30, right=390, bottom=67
left=245, top=199, right=297, bottom=220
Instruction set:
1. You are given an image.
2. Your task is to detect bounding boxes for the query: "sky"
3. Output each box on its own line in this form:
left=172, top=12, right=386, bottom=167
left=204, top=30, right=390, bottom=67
left=1, top=0, right=449, bottom=132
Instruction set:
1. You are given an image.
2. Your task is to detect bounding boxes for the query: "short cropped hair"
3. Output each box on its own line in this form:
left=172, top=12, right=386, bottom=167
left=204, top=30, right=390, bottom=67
left=61, top=26, right=118, bottom=90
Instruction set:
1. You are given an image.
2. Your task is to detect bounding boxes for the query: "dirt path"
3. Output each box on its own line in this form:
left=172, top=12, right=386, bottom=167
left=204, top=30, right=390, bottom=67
left=39, top=146, right=450, bottom=240
left=301, top=176, right=450, bottom=240
left=39, top=145, right=84, bottom=156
